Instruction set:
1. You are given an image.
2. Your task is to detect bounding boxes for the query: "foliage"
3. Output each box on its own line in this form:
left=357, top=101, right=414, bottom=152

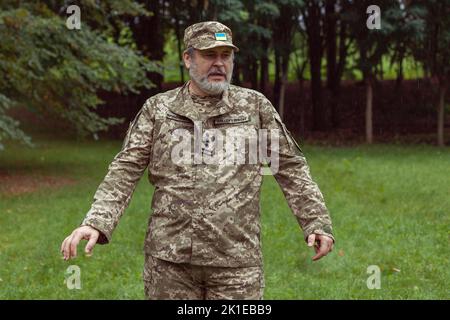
left=343, top=1, right=398, bottom=78
left=0, top=1, right=160, bottom=150
left=411, top=0, right=450, bottom=81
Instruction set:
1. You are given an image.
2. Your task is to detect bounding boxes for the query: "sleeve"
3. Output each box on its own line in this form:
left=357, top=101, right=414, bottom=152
left=80, top=98, right=155, bottom=244
left=258, top=94, right=335, bottom=243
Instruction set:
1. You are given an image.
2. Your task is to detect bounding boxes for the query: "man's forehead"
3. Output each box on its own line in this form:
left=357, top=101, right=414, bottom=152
left=199, top=47, right=233, bottom=54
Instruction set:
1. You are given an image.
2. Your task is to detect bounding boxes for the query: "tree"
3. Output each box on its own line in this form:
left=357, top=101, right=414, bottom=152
left=301, top=0, right=328, bottom=131
left=292, top=33, right=309, bottom=137
left=130, top=0, right=166, bottom=93
left=386, top=0, right=424, bottom=91
left=0, top=1, right=160, bottom=150
left=325, top=0, right=352, bottom=130
left=272, top=0, right=302, bottom=120
left=254, top=1, right=279, bottom=94
left=412, top=0, right=450, bottom=146
left=211, top=0, right=246, bottom=85
left=345, top=0, right=399, bottom=143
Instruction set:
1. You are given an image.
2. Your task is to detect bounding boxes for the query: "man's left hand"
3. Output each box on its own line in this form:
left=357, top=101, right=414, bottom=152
left=307, top=233, right=334, bottom=261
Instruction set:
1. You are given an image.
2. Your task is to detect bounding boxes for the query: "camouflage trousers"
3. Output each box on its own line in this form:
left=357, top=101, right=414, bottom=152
left=143, top=255, right=265, bottom=300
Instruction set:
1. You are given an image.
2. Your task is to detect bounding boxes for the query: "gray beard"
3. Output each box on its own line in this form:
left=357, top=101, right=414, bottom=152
left=189, top=62, right=233, bottom=95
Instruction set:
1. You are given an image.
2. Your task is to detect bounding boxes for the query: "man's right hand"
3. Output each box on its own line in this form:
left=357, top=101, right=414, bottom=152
left=61, top=226, right=100, bottom=260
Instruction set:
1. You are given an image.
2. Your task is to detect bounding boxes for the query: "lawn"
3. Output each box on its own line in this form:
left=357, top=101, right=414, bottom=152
left=0, top=137, right=448, bottom=299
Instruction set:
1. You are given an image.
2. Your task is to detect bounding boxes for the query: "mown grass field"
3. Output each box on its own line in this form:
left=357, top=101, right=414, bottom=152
left=0, top=137, right=448, bottom=299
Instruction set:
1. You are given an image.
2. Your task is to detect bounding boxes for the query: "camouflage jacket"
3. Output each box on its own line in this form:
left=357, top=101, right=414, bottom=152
left=81, top=81, right=334, bottom=267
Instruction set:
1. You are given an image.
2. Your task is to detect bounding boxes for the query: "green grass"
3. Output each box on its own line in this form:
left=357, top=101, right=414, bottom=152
left=0, top=137, right=448, bottom=299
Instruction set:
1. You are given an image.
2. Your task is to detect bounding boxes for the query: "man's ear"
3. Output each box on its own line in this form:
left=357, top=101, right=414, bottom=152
left=183, top=51, right=191, bottom=69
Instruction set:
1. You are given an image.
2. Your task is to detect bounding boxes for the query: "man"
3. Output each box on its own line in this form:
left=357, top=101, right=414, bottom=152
left=61, top=21, right=334, bottom=300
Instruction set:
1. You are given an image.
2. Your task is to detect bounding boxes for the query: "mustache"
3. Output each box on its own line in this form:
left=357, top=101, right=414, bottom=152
left=208, top=69, right=226, bottom=76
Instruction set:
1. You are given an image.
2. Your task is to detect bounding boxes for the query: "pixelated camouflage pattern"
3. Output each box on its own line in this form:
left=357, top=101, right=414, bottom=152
left=190, top=93, right=221, bottom=120
left=81, top=80, right=334, bottom=267
left=184, top=21, right=239, bottom=52
left=143, top=255, right=264, bottom=300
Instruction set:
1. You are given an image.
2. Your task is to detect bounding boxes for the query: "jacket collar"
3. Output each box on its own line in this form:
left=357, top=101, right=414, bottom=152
left=169, top=80, right=234, bottom=121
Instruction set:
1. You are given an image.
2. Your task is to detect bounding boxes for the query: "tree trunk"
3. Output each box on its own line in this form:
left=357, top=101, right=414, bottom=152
left=259, top=37, right=270, bottom=95
left=365, top=77, right=373, bottom=144
left=306, top=1, right=327, bottom=131
left=278, top=52, right=290, bottom=121
left=130, top=0, right=164, bottom=93
left=310, top=55, right=324, bottom=130
left=273, top=50, right=281, bottom=111
left=241, top=58, right=250, bottom=84
left=299, top=78, right=306, bottom=138
left=279, top=75, right=286, bottom=121
left=395, top=53, right=404, bottom=90
left=233, top=60, right=242, bottom=86
left=174, top=15, right=185, bottom=83
left=378, top=58, right=384, bottom=80
left=330, top=15, right=349, bottom=130
left=260, top=55, right=269, bottom=94
left=437, top=81, right=447, bottom=146
left=251, top=60, right=258, bottom=90
left=326, top=0, right=339, bottom=130
left=326, top=0, right=336, bottom=91
left=294, top=54, right=307, bottom=138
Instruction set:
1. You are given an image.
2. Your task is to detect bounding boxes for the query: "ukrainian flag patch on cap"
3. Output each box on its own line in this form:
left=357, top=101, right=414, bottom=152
left=214, top=32, right=227, bottom=41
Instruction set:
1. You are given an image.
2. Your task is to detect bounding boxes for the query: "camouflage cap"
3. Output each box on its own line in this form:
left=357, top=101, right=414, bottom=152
left=184, top=21, right=239, bottom=52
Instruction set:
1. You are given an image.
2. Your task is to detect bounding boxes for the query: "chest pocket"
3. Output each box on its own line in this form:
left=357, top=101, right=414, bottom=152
left=150, top=111, right=195, bottom=171
left=166, top=111, right=194, bottom=127
left=211, top=114, right=258, bottom=165
left=161, top=111, right=194, bottom=153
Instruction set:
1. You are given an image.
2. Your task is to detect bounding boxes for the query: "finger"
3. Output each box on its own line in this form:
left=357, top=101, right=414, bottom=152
left=312, top=239, right=329, bottom=261
left=314, top=238, right=320, bottom=253
left=327, top=240, right=334, bottom=252
left=63, top=235, right=73, bottom=260
left=61, top=238, right=67, bottom=259
left=85, top=232, right=99, bottom=256
left=61, top=236, right=70, bottom=255
left=307, top=234, right=316, bottom=247
left=69, top=232, right=83, bottom=259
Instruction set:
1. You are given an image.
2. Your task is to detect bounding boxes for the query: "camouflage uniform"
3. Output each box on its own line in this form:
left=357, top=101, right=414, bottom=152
left=81, top=21, right=334, bottom=300
left=143, top=255, right=264, bottom=300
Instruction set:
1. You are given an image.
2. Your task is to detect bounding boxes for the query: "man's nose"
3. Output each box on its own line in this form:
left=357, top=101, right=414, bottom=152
left=212, top=56, right=226, bottom=66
